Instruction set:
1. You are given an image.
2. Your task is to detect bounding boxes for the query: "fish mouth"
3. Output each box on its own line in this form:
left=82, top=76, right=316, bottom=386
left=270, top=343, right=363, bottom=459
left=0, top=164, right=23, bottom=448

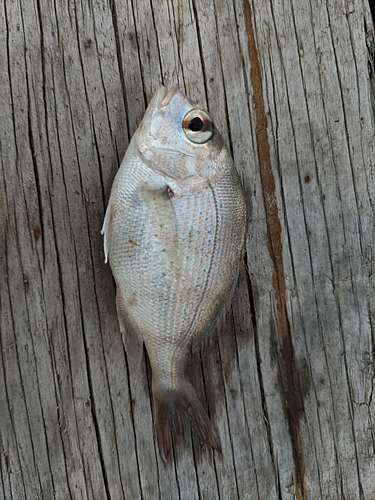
left=155, top=86, right=195, bottom=113
left=161, top=87, right=178, bottom=108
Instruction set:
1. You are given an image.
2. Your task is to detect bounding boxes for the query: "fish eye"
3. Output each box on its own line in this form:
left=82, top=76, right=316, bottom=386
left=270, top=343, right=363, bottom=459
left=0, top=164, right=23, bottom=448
left=188, top=117, right=204, bottom=131
left=183, top=109, right=214, bottom=144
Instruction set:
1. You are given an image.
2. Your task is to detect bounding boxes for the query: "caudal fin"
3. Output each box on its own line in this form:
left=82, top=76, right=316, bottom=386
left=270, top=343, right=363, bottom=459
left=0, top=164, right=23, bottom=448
left=152, top=377, right=222, bottom=461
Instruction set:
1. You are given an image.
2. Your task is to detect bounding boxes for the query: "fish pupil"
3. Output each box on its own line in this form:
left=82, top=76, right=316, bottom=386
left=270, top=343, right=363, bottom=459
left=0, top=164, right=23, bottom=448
left=189, top=116, right=204, bottom=132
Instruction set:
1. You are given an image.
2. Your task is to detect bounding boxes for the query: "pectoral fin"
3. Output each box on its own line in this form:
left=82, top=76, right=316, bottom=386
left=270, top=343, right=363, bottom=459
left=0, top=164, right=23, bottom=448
left=116, top=291, right=143, bottom=366
left=142, top=184, right=180, bottom=272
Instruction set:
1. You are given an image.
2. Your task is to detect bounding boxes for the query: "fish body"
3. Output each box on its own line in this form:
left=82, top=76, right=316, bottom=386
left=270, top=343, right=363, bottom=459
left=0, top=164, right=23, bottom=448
left=102, top=87, right=246, bottom=460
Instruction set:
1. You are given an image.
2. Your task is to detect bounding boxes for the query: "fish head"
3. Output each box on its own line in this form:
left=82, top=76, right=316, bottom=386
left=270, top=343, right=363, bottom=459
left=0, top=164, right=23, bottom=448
left=135, top=87, right=227, bottom=181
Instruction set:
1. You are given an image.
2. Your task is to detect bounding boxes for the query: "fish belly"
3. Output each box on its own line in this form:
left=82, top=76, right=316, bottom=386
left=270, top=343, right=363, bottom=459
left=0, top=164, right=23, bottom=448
left=109, top=154, right=244, bottom=383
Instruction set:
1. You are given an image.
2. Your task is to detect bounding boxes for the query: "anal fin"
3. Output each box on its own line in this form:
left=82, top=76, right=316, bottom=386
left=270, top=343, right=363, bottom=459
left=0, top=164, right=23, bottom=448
left=192, top=265, right=242, bottom=360
left=192, top=306, right=227, bottom=360
left=116, top=291, right=143, bottom=367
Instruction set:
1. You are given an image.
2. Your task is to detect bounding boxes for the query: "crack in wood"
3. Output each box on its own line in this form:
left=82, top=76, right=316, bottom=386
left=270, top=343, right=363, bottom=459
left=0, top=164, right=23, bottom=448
left=369, top=0, right=375, bottom=27
left=243, top=2, right=307, bottom=499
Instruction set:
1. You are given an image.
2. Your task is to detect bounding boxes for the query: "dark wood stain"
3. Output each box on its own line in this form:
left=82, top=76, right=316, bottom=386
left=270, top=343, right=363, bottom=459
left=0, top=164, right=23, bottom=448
left=33, top=226, right=41, bottom=240
left=243, top=2, right=307, bottom=499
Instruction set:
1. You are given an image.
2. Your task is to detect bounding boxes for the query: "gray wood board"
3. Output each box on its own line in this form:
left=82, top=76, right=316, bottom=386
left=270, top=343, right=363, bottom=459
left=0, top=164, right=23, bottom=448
left=1, top=0, right=375, bottom=498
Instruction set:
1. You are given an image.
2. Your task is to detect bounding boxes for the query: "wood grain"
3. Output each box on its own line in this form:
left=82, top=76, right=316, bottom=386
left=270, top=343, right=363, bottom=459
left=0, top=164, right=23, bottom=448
left=1, top=0, right=375, bottom=498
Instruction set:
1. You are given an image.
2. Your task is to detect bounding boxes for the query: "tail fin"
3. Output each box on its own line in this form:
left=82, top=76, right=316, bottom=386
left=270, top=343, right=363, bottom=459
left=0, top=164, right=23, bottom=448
left=152, top=376, right=222, bottom=461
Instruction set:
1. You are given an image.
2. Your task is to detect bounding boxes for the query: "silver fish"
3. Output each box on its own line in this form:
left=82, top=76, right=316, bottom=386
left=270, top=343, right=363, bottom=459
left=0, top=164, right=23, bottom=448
left=102, top=87, right=246, bottom=460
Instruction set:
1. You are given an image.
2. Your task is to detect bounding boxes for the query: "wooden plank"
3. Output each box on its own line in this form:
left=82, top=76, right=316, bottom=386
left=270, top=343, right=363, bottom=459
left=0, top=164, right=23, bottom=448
left=1, top=0, right=374, bottom=498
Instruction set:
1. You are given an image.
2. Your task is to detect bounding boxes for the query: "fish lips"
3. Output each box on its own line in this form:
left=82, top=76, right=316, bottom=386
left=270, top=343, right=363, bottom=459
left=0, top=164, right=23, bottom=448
left=142, top=86, right=198, bottom=141
left=161, top=86, right=178, bottom=107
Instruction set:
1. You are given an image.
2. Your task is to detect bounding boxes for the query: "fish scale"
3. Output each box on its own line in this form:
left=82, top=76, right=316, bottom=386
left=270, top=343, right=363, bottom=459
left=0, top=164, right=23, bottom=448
left=102, top=87, right=246, bottom=460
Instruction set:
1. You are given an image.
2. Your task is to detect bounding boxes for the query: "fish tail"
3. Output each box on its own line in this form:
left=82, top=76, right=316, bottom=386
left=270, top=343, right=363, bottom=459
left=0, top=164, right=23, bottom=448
left=152, top=376, right=222, bottom=461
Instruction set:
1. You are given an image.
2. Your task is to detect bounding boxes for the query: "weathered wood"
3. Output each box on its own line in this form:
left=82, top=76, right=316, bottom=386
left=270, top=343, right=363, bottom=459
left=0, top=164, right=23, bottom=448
left=1, top=0, right=375, bottom=498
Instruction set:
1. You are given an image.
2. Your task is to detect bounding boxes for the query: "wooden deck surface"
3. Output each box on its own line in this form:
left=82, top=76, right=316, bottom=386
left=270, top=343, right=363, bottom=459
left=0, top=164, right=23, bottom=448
left=1, top=0, right=375, bottom=498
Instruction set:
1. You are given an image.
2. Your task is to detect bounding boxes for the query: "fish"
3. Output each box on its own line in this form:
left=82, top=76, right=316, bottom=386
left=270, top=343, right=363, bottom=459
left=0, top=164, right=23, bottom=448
left=102, top=86, right=247, bottom=461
